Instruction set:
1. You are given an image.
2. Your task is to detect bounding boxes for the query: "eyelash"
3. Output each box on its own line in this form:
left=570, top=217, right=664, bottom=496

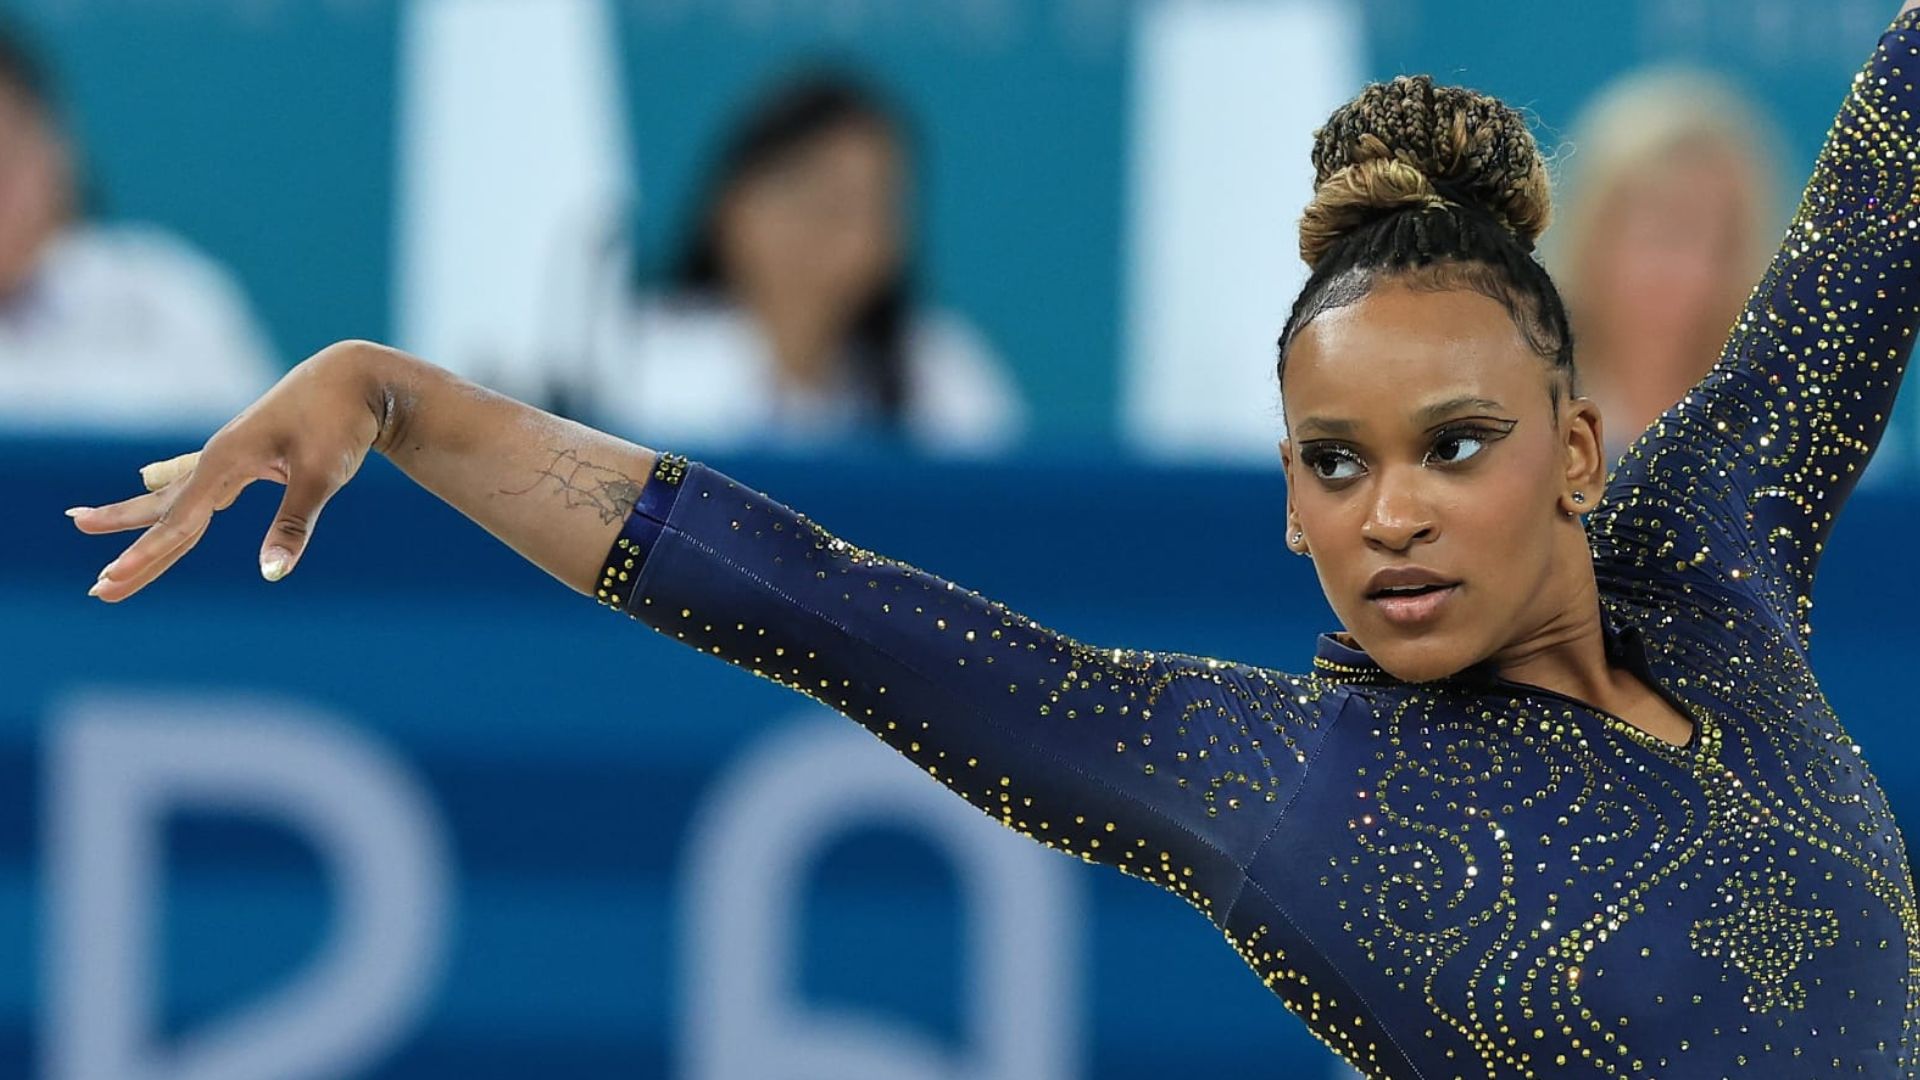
left=1300, top=423, right=1513, bottom=484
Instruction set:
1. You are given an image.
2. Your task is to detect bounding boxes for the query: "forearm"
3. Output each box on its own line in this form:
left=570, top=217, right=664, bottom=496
left=354, top=341, right=660, bottom=595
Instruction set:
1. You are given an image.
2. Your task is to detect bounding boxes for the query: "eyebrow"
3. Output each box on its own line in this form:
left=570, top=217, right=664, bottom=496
left=1293, top=415, right=1356, bottom=437
left=1415, top=396, right=1508, bottom=427
left=1294, top=396, right=1508, bottom=439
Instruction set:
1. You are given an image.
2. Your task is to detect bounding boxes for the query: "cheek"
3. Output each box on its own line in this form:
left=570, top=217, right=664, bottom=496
left=717, top=205, right=782, bottom=283
left=816, top=205, right=899, bottom=284
left=1289, top=480, right=1355, bottom=550
left=1289, top=484, right=1360, bottom=600
left=1455, top=458, right=1541, bottom=541
left=1448, top=449, right=1565, bottom=623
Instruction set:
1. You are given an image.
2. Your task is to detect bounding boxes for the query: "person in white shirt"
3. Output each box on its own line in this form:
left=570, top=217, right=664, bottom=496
left=579, top=71, right=1025, bottom=457
left=0, top=25, right=277, bottom=434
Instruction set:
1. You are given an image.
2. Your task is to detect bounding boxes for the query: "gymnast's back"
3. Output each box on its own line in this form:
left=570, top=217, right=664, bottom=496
left=596, top=13, right=1920, bottom=1078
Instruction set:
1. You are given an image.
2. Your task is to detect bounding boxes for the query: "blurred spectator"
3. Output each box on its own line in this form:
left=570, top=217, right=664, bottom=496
left=0, top=24, right=276, bottom=434
left=1547, top=68, right=1785, bottom=458
left=579, top=71, right=1025, bottom=456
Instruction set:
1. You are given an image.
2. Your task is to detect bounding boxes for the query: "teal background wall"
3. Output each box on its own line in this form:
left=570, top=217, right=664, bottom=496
left=4, top=0, right=1899, bottom=447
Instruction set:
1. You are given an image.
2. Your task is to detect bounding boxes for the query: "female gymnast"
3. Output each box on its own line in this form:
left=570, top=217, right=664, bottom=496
left=68, top=5, right=1920, bottom=1075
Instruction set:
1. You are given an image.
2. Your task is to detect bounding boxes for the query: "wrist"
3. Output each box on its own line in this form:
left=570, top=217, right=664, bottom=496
left=324, top=339, right=418, bottom=460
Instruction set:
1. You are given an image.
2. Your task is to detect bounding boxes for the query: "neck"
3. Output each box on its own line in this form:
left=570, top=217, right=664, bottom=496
left=755, top=301, right=844, bottom=390
left=1487, top=533, right=1617, bottom=704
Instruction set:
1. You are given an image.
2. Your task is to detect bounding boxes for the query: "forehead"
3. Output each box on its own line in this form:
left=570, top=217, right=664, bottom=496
left=1284, top=284, right=1546, bottom=420
left=780, top=121, right=896, bottom=171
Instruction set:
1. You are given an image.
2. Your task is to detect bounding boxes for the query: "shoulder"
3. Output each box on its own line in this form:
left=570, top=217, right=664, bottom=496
left=901, top=308, right=1028, bottom=452
left=47, top=222, right=261, bottom=327
left=590, top=291, right=775, bottom=442
left=40, top=222, right=273, bottom=360
left=1590, top=424, right=1810, bottom=638
left=624, top=292, right=764, bottom=363
left=59, top=223, right=240, bottom=288
left=1148, top=648, right=1369, bottom=728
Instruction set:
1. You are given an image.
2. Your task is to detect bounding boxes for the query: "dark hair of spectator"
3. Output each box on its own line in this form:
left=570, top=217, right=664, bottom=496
left=670, top=71, right=913, bottom=427
left=0, top=22, right=55, bottom=116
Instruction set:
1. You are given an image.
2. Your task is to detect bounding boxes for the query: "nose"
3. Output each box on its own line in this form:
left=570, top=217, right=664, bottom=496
left=1360, top=467, right=1438, bottom=552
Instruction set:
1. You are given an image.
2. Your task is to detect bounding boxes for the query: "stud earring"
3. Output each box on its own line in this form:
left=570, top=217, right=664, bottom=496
left=1571, top=491, right=1587, bottom=505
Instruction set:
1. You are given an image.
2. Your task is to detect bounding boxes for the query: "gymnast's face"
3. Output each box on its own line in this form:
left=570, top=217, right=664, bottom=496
left=1279, top=282, right=1606, bottom=682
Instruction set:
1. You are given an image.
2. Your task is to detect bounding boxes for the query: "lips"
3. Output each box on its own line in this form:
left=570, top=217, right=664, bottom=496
left=1364, top=567, right=1461, bottom=628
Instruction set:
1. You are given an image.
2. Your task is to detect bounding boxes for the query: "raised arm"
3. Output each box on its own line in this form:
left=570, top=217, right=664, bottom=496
left=1595, top=5, right=1920, bottom=637
left=71, top=341, right=1339, bottom=926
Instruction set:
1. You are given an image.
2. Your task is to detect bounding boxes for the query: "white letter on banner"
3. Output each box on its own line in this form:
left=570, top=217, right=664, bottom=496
left=681, top=716, right=1082, bottom=1080
left=44, top=693, right=450, bottom=1080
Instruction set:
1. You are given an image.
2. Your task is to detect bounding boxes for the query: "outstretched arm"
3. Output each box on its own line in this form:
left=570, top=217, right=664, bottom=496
left=1596, top=3, right=1920, bottom=638
left=71, top=341, right=1337, bottom=923
left=602, top=454, right=1339, bottom=914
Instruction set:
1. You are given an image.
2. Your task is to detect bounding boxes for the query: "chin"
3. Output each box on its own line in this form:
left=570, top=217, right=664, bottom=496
left=1363, top=634, right=1480, bottom=684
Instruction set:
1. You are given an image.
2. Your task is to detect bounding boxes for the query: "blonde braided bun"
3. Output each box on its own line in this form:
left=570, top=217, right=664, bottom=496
left=1299, top=75, right=1552, bottom=269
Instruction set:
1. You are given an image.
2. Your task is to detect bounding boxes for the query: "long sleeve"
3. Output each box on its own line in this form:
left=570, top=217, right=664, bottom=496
left=1591, top=10, right=1920, bottom=642
left=595, top=455, right=1340, bottom=926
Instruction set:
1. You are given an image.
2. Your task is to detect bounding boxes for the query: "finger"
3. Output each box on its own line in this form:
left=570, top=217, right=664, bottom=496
left=72, top=458, right=277, bottom=534
left=91, top=466, right=250, bottom=600
left=69, top=490, right=169, bottom=535
left=89, top=517, right=211, bottom=603
left=140, top=451, right=202, bottom=492
left=260, top=465, right=342, bottom=582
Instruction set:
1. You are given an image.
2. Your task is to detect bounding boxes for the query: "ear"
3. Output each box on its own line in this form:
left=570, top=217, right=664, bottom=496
left=1558, top=395, right=1607, bottom=514
left=1279, top=437, right=1308, bottom=553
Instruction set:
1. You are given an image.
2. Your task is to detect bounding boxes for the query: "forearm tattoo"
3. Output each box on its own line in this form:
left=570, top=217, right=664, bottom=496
left=501, top=448, right=645, bottom=525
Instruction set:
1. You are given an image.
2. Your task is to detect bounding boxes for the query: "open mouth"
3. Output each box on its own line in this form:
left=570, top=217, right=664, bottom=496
left=1366, top=582, right=1460, bottom=626
left=1366, top=583, right=1455, bottom=600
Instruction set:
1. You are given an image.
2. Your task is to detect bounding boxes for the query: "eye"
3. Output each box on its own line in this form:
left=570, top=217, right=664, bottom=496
left=1303, top=445, right=1365, bottom=482
left=1425, top=426, right=1500, bottom=467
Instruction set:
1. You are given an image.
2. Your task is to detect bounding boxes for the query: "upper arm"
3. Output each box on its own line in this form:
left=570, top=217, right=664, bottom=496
left=601, top=458, right=1341, bottom=920
left=904, top=312, right=1029, bottom=453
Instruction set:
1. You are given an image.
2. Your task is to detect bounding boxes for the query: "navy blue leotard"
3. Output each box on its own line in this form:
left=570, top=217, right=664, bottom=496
left=593, top=14, right=1920, bottom=1075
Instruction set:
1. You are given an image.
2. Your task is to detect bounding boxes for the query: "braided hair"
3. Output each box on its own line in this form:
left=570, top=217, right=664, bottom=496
left=1279, top=75, right=1576, bottom=399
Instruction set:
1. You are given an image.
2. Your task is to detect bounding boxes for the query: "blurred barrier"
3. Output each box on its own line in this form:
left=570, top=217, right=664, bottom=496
left=4, top=435, right=1918, bottom=1077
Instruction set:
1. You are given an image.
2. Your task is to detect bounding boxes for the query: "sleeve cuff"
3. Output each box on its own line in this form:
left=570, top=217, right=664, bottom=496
left=594, top=450, right=690, bottom=614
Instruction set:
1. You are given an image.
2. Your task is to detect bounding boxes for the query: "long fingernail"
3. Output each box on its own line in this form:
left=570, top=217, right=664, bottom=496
left=261, top=549, right=290, bottom=582
left=87, top=580, right=105, bottom=598
left=65, top=507, right=89, bottom=518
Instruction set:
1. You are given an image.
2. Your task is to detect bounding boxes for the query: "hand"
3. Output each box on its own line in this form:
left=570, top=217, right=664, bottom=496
left=69, top=341, right=391, bottom=602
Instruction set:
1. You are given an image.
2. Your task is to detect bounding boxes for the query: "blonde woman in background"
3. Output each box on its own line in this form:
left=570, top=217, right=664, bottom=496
left=1548, top=68, right=1785, bottom=458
